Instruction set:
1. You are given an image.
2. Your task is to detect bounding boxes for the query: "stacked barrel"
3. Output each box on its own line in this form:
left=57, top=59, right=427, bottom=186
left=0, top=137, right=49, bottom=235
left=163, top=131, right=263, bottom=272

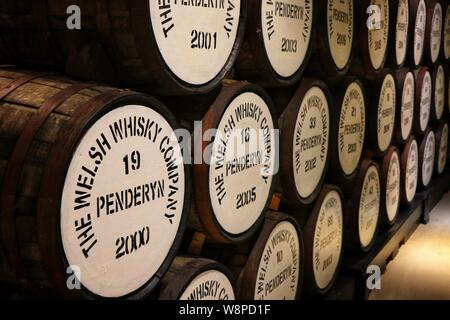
left=0, top=0, right=448, bottom=300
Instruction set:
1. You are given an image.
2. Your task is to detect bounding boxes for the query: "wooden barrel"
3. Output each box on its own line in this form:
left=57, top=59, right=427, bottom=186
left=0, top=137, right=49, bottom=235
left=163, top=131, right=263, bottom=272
left=423, top=0, right=443, bottom=65
left=387, top=0, right=412, bottom=68
left=302, top=184, right=343, bottom=296
left=444, top=4, right=450, bottom=60
left=307, top=0, right=355, bottom=81
left=351, top=0, right=390, bottom=75
left=448, top=66, right=450, bottom=113
left=0, top=68, right=189, bottom=299
left=413, top=67, right=432, bottom=136
left=431, top=64, right=446, bottom=125
left=394, top=68, right=415, bottom=145
left=379, top=147, right=401, bottom=226
left=0, top=0, right=246, bottom=95
left=346, top=159, right=381, bottom=253
left=400, top=137, right=419, bottom=206
left=407, top=0, right=427, bottom=67
left=418, top=129, right=436, bottom=190
left=363, top=70, right=396, bottom=156
left=192, top=82, right=277, bottom=244
left=328, top=77, right=367, bottom=195
left=236, top=0, right=314, bottom=86
left=279, top=78, right=332, bottom=206
left=238, top=211, right=303, bottom=300
left=158, top=257, right=235, bottom=300
left=435, top=122, right=449, bottom=176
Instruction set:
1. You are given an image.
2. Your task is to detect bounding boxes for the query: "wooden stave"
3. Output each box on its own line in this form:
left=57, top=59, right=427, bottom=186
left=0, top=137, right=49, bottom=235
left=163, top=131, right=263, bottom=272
left=0, top=69, right=190, bottom=299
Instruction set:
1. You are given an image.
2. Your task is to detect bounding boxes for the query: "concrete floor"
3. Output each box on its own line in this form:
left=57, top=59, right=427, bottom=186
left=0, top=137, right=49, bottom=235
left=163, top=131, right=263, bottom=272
left=370, top=191, right=450, bottom=300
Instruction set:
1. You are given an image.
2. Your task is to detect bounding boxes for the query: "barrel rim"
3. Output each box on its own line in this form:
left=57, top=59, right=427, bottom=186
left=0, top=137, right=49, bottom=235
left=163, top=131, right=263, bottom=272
left=379, top=146, right=401, bottom=226
left=138, top=0, right=248, bottom=95
left=193, top=81, right=278, bottom=244
left=388, top=0, right=412, bottom=68
left=238, top=211, right=304, bottom=300
left=329, top=77, right=367, bottom=185
left=357, top=0, right=391, bottom=73
left=400, top=136, right=418, bottom=206
left=316, top=0, right=356, bottom=77
left=434, top=121, right=448, bottom=176
left=430, top=63, right=446, bottom=124
left=242, top=0, right=315, bottom=86
left=302, top=184, right=344, bottom=296
left=280, top=78, right=332, bottom=206
left=418, top=128, right=436, bottom=190
left=413, top=67, right=431, bottom=137
left=36, top=91, right=190, bottom=299
left=393, top=67, right=415, bottom=145
left=346, top=159, right=381, bottom=253
left=362, top=69, right=396, bottom=157
left=423, top=0, right=443, bottom=65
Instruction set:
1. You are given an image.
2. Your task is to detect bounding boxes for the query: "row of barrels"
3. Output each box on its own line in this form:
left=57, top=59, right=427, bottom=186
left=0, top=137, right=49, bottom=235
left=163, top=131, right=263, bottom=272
left=0, top=0, right=449, bottom=95
left=0, top=59, right=449, bottom=299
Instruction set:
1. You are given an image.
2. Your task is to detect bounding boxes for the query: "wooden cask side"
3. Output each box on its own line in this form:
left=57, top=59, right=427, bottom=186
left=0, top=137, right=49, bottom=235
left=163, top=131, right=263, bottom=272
left=192, top=82, right=278, bottom=244
left=0, top=69, right=190, bottom=299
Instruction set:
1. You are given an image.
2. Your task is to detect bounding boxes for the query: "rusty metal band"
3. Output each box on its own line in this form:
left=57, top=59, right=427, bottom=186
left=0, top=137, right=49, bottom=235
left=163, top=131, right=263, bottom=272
left=0, top=83, right=96, bottom=278
left=36, top=88, right=134, bottom=297
left=0, top=72, right=51, bottom=100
